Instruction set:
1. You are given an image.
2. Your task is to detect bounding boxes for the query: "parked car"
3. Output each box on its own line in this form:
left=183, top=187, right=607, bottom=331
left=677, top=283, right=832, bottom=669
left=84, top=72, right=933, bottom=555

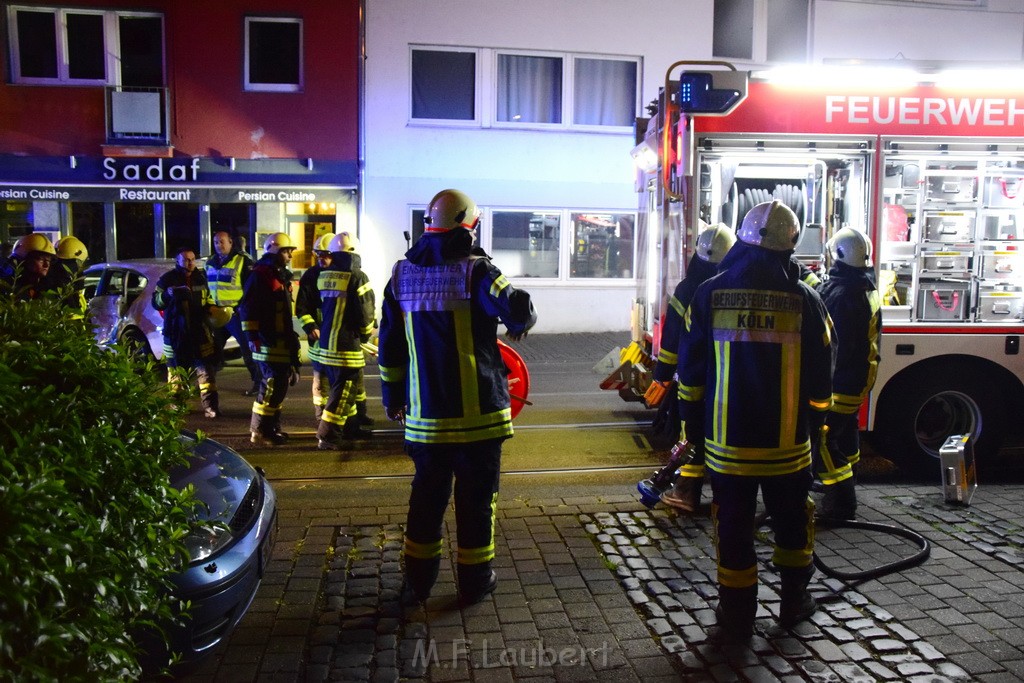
left=150, top=431, right=277, bottom=667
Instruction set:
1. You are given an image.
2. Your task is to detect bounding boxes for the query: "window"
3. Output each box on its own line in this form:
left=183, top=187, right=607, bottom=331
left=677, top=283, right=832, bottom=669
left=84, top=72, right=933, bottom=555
left=245, top=17, right=302, bottom=92
left=491, top=210, right=561, bottom=278
left=570, top=212, right=635, bottom=279
left=411, top=46, right=639, bottom=130
left=411, top=49, right=476, bottom=121
left=712, top=0, right=808, bottom=63
left=7, top=6, right=163, bottom=86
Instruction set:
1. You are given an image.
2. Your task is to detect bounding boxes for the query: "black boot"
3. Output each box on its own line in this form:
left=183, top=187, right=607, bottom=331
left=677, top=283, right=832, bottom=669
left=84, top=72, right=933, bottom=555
left=710, top=585, right=757, bottom=642
left=817, top=478, right=857, bottom=522
left=778, top=565, right=817, bottom=628
left=404, top=555, right=440, bottom=603
left=342, top=419, right=372, bottom=440
left=356, top=400, right=375, bottom=426
left=458, top=564, right=498, bottom=606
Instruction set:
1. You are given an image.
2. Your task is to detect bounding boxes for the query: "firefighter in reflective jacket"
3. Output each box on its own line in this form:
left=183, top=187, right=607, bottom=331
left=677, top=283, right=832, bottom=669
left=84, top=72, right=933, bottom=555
left=815, top=228, right=881, bottom=521
left=153, top=248, right=220, bottom=418
left=240, top=232, right=301, bottom=446
left=296, top=234, right=334, bottom=421
left=677, top=200, right=834, bottom=640
left=47, top=236, right=89, bottom=318
left=1, top=234, right=55, bottom=301
left=312, top=232, right=376, bottom=449
left=206, top=231, right=258, bottom=393
left=647, top=224, right=736, bottom=512
left=379, top=189, right=536, bottom=605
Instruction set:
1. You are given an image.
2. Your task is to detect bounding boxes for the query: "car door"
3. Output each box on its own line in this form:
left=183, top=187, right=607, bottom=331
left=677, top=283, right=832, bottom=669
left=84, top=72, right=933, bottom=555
left=86, top=267, right=128, bottom=347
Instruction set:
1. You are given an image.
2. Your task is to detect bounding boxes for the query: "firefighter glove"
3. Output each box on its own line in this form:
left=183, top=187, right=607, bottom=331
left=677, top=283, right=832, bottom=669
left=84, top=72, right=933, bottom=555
left=289, top=366, right=300, bottom=386
left=386, top=406, right=405, bottom=423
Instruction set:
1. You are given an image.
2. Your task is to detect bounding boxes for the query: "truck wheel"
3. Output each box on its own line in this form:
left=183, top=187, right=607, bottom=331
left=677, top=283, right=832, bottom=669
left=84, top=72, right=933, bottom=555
left=874, top=371, right=1005, bottom=477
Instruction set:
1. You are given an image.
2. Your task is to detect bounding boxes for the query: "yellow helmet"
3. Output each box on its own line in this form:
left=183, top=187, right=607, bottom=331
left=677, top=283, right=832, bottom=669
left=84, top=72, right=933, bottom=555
left=424, top=189, right=480, bottom=233
left=263, top=232, right=295, bottom=255
left=207, top=305, right=233, bottom=328
left=694, top=223, right=736, bottom=264
left=737, top=200, right=800, bottom=252
left=55, top=235, right=89, bottom=261
left=314, top=234, right=335, bottom=254
left=13, top=234, right=56, bottom=259
left=328, top=231, right=359, bottom=253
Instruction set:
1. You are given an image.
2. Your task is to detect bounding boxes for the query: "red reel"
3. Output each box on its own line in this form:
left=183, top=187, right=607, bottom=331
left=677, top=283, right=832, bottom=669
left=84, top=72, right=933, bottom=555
left=498, top=340, right=530, bottom=419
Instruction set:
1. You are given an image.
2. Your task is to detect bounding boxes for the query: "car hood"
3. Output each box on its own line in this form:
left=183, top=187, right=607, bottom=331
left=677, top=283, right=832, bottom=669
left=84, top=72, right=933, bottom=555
left=172, top=433, right=259, bottom=523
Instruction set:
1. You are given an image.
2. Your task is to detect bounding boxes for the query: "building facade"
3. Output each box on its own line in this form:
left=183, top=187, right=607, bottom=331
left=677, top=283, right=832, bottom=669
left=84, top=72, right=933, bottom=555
left=0, top=0, right=361, bottom=269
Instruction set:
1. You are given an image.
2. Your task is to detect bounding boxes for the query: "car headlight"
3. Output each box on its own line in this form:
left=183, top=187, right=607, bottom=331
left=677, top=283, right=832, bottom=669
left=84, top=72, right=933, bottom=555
left=184, top=523, right=233, bottom=564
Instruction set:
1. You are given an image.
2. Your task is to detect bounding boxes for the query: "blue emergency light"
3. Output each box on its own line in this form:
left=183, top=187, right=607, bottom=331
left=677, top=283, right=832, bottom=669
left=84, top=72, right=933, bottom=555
left=678, top=72, right=743, bottom=115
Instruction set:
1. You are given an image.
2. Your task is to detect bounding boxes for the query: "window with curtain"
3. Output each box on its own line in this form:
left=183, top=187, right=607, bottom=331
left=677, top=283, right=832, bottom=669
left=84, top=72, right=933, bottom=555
left=496, top=54, right=562, bottom=125
left=574, top=58, right=636, bottom=127
left=491, top=210, right=560, bottom=278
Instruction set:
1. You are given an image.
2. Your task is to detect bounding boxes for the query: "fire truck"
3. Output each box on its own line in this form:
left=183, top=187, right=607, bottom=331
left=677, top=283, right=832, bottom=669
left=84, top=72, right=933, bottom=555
left=604, top=61, right=1024, bottom=474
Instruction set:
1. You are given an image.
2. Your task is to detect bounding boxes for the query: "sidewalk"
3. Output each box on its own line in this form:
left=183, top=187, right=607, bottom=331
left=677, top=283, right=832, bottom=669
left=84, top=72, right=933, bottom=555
left=178, top=334, right=1024, bottom=682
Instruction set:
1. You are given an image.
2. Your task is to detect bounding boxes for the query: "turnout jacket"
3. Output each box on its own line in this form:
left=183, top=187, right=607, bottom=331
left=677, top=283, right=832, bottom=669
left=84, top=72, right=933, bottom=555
left=654, top=255, right=718, bottom=382
left=152, top=266, right=216, bottom=365
left=309, top=252, right=375, bottom=368
left=295, top=263, right=325, bottom=336
left=205, top=250, right=253, bottom=308
left=239, top=253, right=300, bottom=366
left=378, top=231, right=536, bottom=444
left=677, top=242, right=834, bottom=476
left=817, top=261, right=881, bottom=415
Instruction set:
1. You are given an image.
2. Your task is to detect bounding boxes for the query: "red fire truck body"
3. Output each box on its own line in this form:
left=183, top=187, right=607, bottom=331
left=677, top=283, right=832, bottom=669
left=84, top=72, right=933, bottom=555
left=612, top=65, right=1024, bottom=472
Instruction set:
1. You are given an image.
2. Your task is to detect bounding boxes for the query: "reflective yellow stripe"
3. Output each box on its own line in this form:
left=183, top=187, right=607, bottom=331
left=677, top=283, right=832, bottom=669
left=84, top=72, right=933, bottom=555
left=714, top=340, right=729, bottom=443
left=832, top=393, right=865, bottom=414
left=676, top=463, right=705, bottom=478
left=405, top=313, right=421, bottom=417
left=668, top=295, right=685, bottom=318
left=453, top=307, right=479, bottom=419
left=717, top=564, right=758, bottom=588
left=404, top=410, right=513, bottom=444
left=356, top=282, right=373, bottom=296
left=817, top=436, right=854, bottom=484
left=379, top=365, right=406, bottom=383
left=404, top=537, right=443, bottom=559
left=489, top=274, right=510, bottom=298
left=459, top=492, right=498, bottom=564
left=658, top=349, right=678, bottom=365
left=705, top=439, right=812, bottom=476
left=780, top=340, right=798, bottom=449
left=677, top=383, right=704, bottom=402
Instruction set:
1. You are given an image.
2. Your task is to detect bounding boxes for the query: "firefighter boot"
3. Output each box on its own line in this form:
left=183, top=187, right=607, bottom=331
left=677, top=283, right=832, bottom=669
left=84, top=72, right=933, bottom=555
left=709, top=585, right=757, bottom=643
left=403, top=556, right=440, bottom=604
left=342, top=418, right=373, bottom=440
left=316, top=421, right=342, bottom=451
left=356, top=400, right=375, bottom=427
left=817, top=478, right=857, bottom=523
left=778, top=565, right=817, bottom=628
left=661, top=476, right=702, bottom=512
left=458, top=563, right=498, bottom=606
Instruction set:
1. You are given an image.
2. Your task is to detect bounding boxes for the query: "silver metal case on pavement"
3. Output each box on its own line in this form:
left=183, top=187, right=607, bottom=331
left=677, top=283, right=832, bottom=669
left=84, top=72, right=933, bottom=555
left=939, top=434, right=977, bottom=506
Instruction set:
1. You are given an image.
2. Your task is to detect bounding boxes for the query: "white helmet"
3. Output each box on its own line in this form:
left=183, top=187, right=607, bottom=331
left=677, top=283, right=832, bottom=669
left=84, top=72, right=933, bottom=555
left=827, top=227, right=873, bottom=267
left=263, top=232, right=295, bottom=255
left=328, top=231, right=359, bottom=253
left=424, top=189, right=480, bottom=233
left=695, top=223, right=736, bottom=264
left=737, top=200, right=800, bottom=252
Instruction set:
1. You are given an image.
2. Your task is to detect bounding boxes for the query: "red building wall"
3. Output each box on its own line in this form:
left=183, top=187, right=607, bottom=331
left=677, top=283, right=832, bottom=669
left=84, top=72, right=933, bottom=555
left=0, top=0, right=360, bottom=161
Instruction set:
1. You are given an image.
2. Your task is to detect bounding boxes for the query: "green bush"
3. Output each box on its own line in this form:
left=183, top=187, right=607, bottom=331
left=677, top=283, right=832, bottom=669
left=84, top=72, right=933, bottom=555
left=0, top=291, right=201, bottom=681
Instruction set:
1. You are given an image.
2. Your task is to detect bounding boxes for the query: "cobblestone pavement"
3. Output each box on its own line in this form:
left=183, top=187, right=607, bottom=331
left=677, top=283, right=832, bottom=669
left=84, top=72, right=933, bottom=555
left=180, top=474, right=1024, bottom=682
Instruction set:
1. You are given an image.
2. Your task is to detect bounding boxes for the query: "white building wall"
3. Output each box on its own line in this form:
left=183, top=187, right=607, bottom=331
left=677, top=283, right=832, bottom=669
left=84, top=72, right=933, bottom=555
left=362, top=0, right=1024, bottom=333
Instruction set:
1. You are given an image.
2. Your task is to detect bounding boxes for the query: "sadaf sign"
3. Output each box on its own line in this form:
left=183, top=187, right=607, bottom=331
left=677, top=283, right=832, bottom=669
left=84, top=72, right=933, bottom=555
left=697, top=80, right=1024, bottom=137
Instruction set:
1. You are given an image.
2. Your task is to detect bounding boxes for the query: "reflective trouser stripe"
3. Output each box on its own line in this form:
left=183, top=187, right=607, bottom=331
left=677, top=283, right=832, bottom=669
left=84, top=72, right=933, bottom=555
left=773, top=496, right=815, bottom=569
left=457, top=491, right=498, bottom=565
left=404, top=536, right=443, bottom=559
left=718, top=563, right=758, bottom=589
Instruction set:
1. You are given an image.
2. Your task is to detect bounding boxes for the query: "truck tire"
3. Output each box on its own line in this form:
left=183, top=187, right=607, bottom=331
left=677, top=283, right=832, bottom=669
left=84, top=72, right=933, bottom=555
left=874, top=370, right=1005, bottom=478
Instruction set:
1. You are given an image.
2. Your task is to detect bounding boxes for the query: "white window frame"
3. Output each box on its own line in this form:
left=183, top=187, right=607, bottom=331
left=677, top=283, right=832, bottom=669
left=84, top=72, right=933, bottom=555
left=244, top=16, right=303, bottom=93
left=7, top=5, right=123, bottom=86
left=570, top=54, right=642, bottom=133
left=408, top=45, right=482, bottom=127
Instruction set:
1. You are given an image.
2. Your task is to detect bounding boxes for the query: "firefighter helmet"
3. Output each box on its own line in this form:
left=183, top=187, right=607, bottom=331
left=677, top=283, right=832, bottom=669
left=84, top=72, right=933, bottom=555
left=12, top=234, right=56, bottom=259
left=263, top=232, right=295, bottom=254
left=827, top=227, right=873, bottom=267
left=695, top=223, right=736, bottom=264
left=55, top=235, right=89, bottom=262
left=423, top=189, right=480, bottom=232
left=207, top=305, right=233, bottom=328
left=314, top=234, right=335, bottom=254
left=328, top=232, right=359, bottom=253
left=737, top=200, right=800, bottom=252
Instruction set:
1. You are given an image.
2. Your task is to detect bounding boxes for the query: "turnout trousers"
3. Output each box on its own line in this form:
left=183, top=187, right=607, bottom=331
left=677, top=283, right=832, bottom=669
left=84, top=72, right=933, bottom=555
left=403, top=439, right=503, bottom=598
left=710, top=468, right=815, bottom=628
left=250, top=360, right=291, bottom=435
left=316, top=365, right=360, bottom=442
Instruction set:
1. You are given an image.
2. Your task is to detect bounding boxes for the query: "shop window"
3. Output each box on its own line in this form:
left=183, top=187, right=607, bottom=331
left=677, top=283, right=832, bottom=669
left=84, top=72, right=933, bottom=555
left=245, top=17, right=302, bottom=92
left=70, top=203, right=107, bottom=266
left=115, top=204, right=155, bottom=260
left=491, top=210, right=560, bottom=278
left=411, top=48, right=476, bottom=121
left=570, top=212, right=635, bottom=279
left=712, top=0, right=808, bottom=63
left=7, top=6, right=164, bottom=86
left=165, top=203, right=200, bottom=258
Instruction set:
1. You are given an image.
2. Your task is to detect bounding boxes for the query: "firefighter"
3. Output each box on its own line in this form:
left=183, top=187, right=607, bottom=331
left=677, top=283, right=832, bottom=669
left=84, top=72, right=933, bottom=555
left=311, top=232, right=376, bottom=449
left=206, top=231, right=259, bottom=395
left=296, top=234, right=334, bottom=422
left=379, top=189, right=536, bottom=605
left=815, top=227, right=880, bottom=521
left=646, top=224, right=736, bottom=512
left=46, top=236, right=89, bottom=317
left=1, top=234, right=56, bottom=301
left=240, top=232, right=301, bottom=446
left=152, top=248, right=220, bottom=418
left=677, top=200, right=834, bottom=640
